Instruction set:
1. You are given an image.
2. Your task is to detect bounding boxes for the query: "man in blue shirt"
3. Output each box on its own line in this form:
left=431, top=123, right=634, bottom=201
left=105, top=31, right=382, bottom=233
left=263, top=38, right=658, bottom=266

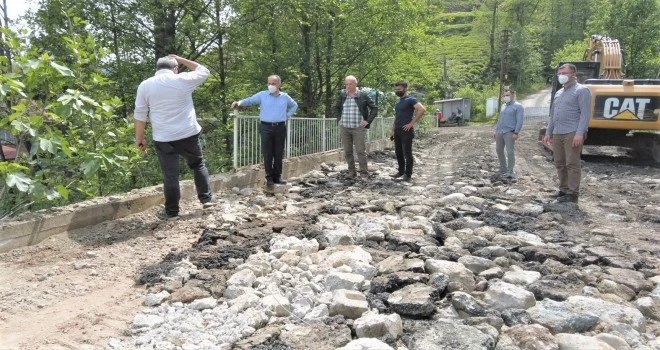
left=493, top=89, right=524, bottom=179
left=232, top=75, right=298, bottom=186
left=542, top=63, right=591, bottom=203
left=390, top=80, right=426, bottom=182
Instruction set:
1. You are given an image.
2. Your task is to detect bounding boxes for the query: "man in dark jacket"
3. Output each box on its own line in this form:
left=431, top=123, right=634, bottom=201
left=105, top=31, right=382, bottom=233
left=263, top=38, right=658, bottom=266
left=333, top=75, right=378, bottom=179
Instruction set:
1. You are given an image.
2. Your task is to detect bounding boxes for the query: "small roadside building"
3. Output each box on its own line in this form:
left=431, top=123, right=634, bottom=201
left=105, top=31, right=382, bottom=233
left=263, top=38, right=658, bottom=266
left=0, top=130, right=19, bottom=161
left=433, top=98, right=471, bottom=126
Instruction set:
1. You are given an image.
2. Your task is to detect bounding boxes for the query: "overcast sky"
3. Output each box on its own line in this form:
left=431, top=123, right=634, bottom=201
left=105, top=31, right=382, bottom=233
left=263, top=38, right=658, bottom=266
left=5, top=0, right=37, bottom=22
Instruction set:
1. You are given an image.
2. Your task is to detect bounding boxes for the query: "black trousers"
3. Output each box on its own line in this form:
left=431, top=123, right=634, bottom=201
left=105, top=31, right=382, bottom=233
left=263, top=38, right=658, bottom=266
left=260, top=122, right=287, bottom=180
left=394, top=126, right=415, bottom=176
left=154, top=133, right=212, bottom=215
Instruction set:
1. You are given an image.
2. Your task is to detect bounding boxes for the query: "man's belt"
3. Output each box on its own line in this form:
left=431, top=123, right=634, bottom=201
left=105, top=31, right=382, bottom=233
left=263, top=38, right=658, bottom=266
left=261, top=121, right=286, bottom=126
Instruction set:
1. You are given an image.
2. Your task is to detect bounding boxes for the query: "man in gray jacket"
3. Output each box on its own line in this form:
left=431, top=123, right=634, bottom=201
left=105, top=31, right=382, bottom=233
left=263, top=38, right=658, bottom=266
left=493, top=89, right=524, bottom=179
left=333, top=75, right=378, bottom=179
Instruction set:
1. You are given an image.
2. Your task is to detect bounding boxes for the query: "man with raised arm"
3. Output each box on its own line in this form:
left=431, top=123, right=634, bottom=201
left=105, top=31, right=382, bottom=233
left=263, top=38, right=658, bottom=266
left=134, top=55, right=212, bottom=219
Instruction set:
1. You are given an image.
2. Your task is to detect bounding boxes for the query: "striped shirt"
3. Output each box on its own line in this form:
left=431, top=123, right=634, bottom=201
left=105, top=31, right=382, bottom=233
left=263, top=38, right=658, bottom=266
left=547, top=81, right=591, bottom=136
left=339, top=95, right=361, bottom=128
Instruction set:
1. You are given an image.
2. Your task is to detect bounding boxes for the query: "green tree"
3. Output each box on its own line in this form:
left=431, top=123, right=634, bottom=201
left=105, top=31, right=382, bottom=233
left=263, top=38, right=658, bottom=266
left=550, top=40, right=585, bottom=68
left=587, top=0, right=659, bottom=78
left=0, top=22, right=139, bottom=217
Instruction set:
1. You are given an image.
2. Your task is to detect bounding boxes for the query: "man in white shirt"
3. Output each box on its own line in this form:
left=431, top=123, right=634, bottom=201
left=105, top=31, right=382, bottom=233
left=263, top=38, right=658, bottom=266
left=134, top=55, right=212, bottom=219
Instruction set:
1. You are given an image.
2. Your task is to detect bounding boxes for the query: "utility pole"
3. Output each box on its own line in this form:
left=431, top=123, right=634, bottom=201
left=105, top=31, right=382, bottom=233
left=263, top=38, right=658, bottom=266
left=442, top=56, right=449, bottom=99
left=0, top=0, right=12, bottom=73
left=498, top=28, right=511, bottom=109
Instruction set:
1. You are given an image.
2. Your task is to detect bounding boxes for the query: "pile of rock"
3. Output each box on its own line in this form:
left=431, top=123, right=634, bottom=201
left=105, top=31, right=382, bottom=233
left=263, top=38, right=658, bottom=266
left=117, top=155, right=660, bottom=350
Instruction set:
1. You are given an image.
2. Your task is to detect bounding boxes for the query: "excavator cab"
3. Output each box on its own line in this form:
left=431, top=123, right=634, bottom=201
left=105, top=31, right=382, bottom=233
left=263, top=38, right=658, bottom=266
left=550, top=61, right=600, bottom=102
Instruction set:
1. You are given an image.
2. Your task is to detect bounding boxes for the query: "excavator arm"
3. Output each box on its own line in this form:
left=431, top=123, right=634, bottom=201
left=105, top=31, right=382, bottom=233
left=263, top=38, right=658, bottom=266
left=583, top=35, right=623, bottom=79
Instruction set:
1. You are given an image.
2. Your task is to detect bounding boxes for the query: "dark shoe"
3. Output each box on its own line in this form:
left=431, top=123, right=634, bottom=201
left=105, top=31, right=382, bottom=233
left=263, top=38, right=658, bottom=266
left=550, top=191, right=567, bottom=198
left=346, top=171, right=357, bottom=179
left=390, top=172, right=404, bottom=178
left=266, top=178, right=275, bottom=186
left=359, top=172, right=369, bottom=180
left=401, top=174, right=412, bottom=182
left=156, top=208, right=178, bottom=220
left=556, top=194, right=578, bottom=203
left=202, top=201, right=217, bottom=209
left=273, top=178, right=287, bottom=185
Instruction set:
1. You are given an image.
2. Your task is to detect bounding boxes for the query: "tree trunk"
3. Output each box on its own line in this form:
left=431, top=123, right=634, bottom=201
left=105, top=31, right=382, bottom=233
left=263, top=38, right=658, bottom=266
left=488, top=1, right=498, bottom=75
left=300, top=13, right=313, bottom=118
left=153, top=5, right=176, bottom=60
left=1, top=0, right=13, bottom=112
left=324, top=15, right=334, bottom=119
left=214, top=0, right=231, bottom=153
left=109, top=2, right=127, bottom=120
left=1, top=0, right=12, bottom=73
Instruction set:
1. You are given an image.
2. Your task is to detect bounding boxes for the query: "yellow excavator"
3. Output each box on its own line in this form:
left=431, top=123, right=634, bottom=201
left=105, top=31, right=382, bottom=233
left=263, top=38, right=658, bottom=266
left=542, top=35, right=660, bottom=162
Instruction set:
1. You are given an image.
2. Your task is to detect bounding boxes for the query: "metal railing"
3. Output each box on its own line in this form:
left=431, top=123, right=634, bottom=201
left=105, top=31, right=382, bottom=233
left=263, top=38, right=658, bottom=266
left=232, top=114, right=394, bottom=168
left=524, top=107, right=550, bottom=122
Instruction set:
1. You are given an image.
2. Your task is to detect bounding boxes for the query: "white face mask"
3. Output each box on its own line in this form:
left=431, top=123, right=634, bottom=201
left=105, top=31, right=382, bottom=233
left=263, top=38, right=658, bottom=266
left=557, top=74, right=569, bottom=85
left=268, top=84, right=278, bottom=94
left=503, top=96, right=511, bottom=103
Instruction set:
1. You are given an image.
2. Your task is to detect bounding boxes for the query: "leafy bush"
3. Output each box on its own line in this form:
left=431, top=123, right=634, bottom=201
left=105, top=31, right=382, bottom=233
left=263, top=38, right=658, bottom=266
left=0, top=24, right=141, bottom=217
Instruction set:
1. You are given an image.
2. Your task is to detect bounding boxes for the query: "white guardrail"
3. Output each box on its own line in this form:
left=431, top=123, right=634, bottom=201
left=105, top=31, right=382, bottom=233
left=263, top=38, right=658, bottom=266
left=523, top=107, right=550, bottom=122
left=231, top=107, right=548, bottom=169
left=232, top=114, right=394, bottom=169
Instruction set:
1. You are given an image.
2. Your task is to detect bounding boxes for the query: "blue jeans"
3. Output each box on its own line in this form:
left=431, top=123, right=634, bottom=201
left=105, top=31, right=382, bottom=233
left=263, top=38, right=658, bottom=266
left=154, top=133, right=212, bottom=215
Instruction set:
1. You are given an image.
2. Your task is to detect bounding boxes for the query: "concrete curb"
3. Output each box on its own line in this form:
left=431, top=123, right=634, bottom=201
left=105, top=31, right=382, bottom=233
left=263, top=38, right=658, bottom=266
left=0, top=140, right=390, bottom=253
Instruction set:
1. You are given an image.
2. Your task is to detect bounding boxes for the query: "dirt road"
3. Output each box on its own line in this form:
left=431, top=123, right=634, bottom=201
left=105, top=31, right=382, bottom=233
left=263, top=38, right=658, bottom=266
left=1, top=93, right=659, bottom=348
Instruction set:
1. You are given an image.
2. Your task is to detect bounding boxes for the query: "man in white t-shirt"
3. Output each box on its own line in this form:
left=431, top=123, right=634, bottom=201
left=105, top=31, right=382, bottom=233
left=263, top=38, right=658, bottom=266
left=134, top=55, right=212, bottom=219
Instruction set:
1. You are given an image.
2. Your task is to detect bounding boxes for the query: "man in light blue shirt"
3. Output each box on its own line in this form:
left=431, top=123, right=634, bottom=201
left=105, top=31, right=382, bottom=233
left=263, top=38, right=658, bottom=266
left=232, top=75, right=298, bottom=186
left=493, top=89, right=524, bottom=178
left=543, top=63, right=591, bottom=203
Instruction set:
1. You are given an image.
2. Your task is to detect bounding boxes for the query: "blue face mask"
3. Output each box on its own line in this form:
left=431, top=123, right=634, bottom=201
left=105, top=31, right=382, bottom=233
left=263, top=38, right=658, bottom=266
left=557, top=74, right=569, bottom=84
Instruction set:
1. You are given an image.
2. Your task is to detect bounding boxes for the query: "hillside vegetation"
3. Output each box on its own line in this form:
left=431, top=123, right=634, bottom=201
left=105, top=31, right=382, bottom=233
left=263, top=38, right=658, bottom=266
left=0, top=0, right=658, bottom=215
